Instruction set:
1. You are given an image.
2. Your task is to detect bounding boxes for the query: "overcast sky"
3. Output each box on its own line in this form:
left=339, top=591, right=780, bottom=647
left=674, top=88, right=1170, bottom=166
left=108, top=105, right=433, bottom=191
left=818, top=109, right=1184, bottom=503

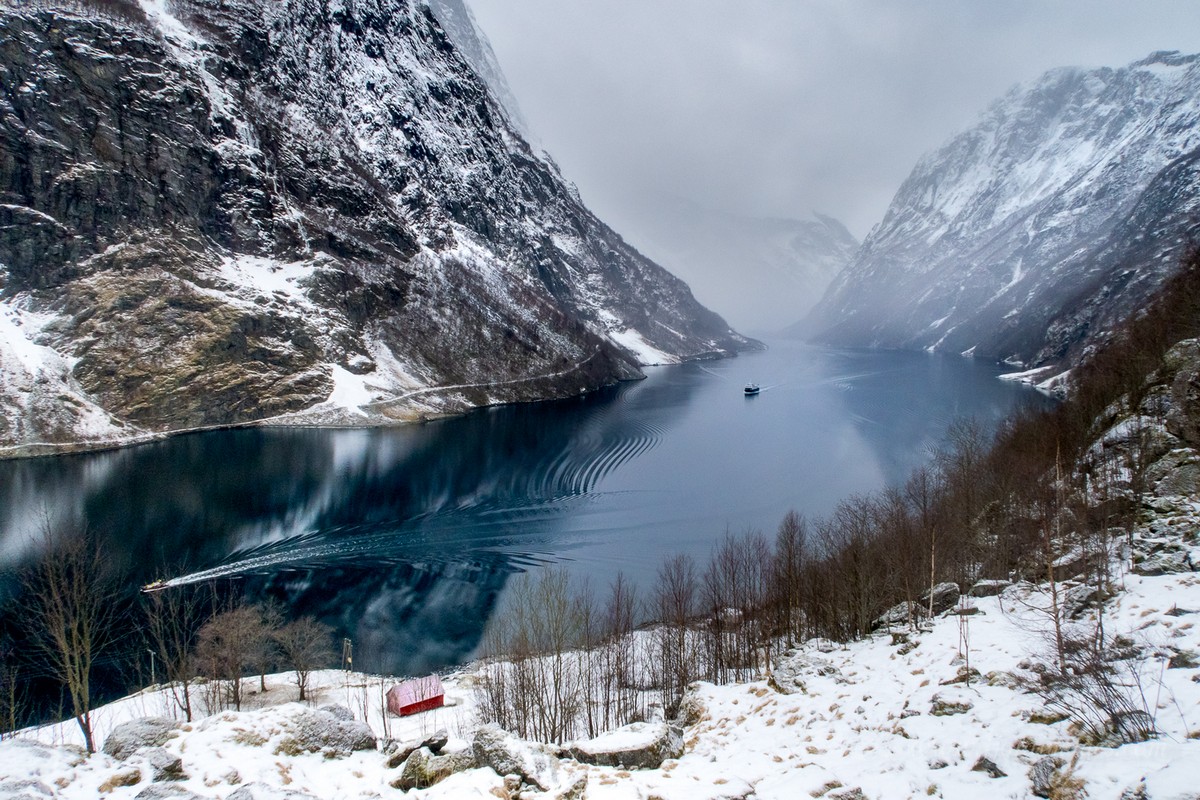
left=468, top=0, right=1200, bottom=240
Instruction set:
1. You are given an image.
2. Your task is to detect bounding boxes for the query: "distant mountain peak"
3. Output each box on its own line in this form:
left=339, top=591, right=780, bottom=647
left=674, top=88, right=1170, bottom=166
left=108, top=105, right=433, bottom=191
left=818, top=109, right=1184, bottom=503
left=803, top=50, right=1200, bottom=367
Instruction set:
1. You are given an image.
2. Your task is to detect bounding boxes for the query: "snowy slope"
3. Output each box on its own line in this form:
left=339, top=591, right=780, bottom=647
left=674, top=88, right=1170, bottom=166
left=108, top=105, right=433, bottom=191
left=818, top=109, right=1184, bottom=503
left=0, top=0, right=749, bottom=457
left=7, top=533, right=1199, bottom=800
left=804, top=51, right=1200, bottom=368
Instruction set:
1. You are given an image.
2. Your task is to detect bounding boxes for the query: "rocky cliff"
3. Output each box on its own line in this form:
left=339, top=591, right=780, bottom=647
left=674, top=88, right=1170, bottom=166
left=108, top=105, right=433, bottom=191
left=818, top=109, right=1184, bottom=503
left=802, top=51, right=1200, bottom=370
left=0, top=0, right=750, bottom=456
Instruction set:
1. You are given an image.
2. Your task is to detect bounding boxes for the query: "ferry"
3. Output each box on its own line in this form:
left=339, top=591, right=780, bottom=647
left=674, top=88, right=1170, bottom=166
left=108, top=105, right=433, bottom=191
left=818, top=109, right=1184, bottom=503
left=744, top=383, right=760, bottom=396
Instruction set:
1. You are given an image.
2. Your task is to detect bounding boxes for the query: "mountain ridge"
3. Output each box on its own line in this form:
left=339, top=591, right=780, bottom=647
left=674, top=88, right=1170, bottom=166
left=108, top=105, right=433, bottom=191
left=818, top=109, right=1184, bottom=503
left=801, top=49, right=1200, bottom=368
left=0, top=0, right=752, bottom=457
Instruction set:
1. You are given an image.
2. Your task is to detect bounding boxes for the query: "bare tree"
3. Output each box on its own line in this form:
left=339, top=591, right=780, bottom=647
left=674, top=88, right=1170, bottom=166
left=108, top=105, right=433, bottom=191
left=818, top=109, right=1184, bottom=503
left=144, top=583, right=213, bottom=722
left=0, top=634, right=25, bottom=737
left=771, top=511, right=809, bottom=645
left=274, top=617, right=334, bottom=702
left=195, top=605, right=269, bottom=711
left=22, top=527, right=121, bottom=754
left=654, top=553, right=699, bottom=715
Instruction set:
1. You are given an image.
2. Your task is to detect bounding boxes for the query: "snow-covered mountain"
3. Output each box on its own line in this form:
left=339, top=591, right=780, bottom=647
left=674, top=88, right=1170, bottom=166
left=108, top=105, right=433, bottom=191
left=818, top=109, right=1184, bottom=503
left=803, top=51, right=1200, bottom=367
left=610, top=195, right=858, bottom=334
left=0, top=0, right=751, bottom=457
left=426, top=0, right=533, bottom=139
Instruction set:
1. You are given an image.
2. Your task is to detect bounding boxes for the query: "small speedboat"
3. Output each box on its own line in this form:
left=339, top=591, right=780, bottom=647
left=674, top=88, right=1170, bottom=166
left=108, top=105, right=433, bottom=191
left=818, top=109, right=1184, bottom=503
left=744, top=383, right=760, bottom=396
left=141, top=579, right=168, bottom=594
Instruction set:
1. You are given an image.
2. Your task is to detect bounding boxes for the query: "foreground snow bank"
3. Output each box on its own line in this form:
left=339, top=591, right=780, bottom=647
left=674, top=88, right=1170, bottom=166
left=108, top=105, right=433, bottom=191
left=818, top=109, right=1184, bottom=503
left=3, top=546, right=1200, bottom=799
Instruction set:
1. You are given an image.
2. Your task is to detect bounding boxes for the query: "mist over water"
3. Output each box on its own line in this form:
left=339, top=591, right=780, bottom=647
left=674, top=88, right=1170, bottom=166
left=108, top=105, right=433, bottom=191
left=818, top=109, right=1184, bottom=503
left=0, top=341, right=1049, bottom=675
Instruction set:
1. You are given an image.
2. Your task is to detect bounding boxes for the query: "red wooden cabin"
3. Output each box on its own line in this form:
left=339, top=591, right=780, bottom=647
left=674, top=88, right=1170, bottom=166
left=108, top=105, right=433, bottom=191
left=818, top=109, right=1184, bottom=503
left=387, top=675, right=445, bottom=716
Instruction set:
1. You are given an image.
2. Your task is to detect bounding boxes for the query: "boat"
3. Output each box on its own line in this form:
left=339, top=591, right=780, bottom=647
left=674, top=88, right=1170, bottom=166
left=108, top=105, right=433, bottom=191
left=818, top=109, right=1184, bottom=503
left=744, top=383, right=760, bottom=395
left=141, top=579, right=168, bottom=594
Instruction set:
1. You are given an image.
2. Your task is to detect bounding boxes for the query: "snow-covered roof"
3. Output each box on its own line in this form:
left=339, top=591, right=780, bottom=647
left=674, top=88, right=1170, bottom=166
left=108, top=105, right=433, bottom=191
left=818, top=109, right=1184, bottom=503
left=388, top=674, right=444, bottom=706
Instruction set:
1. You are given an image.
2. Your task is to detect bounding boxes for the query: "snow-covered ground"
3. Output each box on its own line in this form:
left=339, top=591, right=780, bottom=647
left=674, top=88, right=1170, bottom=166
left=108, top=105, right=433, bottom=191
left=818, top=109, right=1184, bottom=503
left=3, top=554, right=1198, bottom=799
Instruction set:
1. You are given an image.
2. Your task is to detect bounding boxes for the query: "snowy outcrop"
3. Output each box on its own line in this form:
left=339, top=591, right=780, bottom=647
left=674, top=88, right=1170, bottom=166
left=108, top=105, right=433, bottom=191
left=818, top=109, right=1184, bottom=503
left=103, top=718, right=181, bottom=761
left=471, top=724, right=561, bottom=791
left=564, top=721, right=684, bottom=770
left=0, top=0, right=749, bottom=456
left=804, top=51, right=1200, bottom=368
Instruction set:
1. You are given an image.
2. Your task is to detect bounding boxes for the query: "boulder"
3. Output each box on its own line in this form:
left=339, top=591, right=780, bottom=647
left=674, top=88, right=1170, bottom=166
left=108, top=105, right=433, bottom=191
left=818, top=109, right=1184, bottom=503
left=1165, top=339, right=1200, bottom=447
left=873, top=600, right=918, bottom=630
left=676, top=684, right=707, bottom=726
left=130, top=789, right=191, bottom=800
left=1118, top=779, right=1149, bottom=800
left=968, top=579, right=1011, bottom=597
left=0, top=780, right=54, bottom=799
left=103, top=718, right=180, bottom=761
left=383, top=729, right=450, bottom=769
left=769, top=652, right=845, bottom=695
left=133, top=786, right=204, bottom=800
left=971, top=755, right=1006, bottom=778
left=929, top=691, right=972, bottom=717
left=138, top=747, right=185, bottom=782
left=1131, top=532, right=1196, bottom=575
left=317, top=705, right=355, bottom=722
left=274, top=707, right=376, bottom=757
left=472, top=723, right=560, bottom=792
left=922, top=582, right=961, bottom=615
left=392, top=747, right=477, bottom=791
left=1146, top=448, right=1200, bottom=496
left=565, top=721, right=684, bottom=769
left=1061, top=583, right=1100, bottom=619
left=228, top=784, right=320, bottom=800
left=1030, top=756, right=1065, bottom=798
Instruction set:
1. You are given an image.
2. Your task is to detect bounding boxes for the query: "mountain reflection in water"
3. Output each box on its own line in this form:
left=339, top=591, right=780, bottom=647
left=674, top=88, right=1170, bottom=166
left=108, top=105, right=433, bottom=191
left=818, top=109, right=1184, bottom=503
left=0, top=341, right=1050, bottom=675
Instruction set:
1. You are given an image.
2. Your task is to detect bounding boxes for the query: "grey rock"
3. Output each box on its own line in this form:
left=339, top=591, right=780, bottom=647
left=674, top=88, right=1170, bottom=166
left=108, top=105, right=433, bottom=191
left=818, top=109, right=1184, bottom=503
left=1061, top=583, right=1101, bottom=619
left=922, top=582, right=961, bottom=616
left=275, top=707, right=376, bottom=757
left=103, top=718, right=180, bottom=761
left=770, top=652, right=845, bottom=695
left=929, top=692, right=973, bottom=716
left=1030, top=756, right=1066, bottom=798
left=317, top=704, right=355, bottom=722
left=137, top=747, right=185, bottom=782
left=968, top=579, right=1012, bottom=597
left=675, top=684, right=707, bottom=726
left=565, top=721, right=684, bottom=770
left=873, top=600, right=920, bottom=630
left=1118, top=779, right=1149, bottom=800
left=392, top=747, right=477, bottom=791
left=133, top=786, right=204, bottom=800
left=384, top=728, right=450, bottom=769
left=971, top=755, right=1007, bottom=779
left=828, top=789, right=867, bottom=800
left=472, top=723, right=559, bottom=792
left=1166, top=340, right=1200, bottom=447
left=227, top=784, right=320, bottom=800
left=1146, top=448, right=1200, bottom=496
left=0, top=780, right=54, bottom=799
left=552, top=775, right=588, bottom=800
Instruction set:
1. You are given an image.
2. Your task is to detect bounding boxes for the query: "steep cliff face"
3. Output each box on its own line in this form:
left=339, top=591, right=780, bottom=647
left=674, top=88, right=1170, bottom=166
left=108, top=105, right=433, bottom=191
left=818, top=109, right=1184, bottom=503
left=0, top=0, right=749, bottom=456
left=803, top=51, right=1200, bottom=368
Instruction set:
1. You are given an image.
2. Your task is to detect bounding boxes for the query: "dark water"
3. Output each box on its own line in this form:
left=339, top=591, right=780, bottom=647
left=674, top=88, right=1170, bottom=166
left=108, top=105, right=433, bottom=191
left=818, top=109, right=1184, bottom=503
left=0, top=341, right=1049, bottom=675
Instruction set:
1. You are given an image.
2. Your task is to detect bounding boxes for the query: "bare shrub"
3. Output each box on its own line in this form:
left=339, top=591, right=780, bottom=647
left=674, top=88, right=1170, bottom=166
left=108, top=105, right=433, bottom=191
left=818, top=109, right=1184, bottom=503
left=1031, top=629, right=1156, bottom=746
